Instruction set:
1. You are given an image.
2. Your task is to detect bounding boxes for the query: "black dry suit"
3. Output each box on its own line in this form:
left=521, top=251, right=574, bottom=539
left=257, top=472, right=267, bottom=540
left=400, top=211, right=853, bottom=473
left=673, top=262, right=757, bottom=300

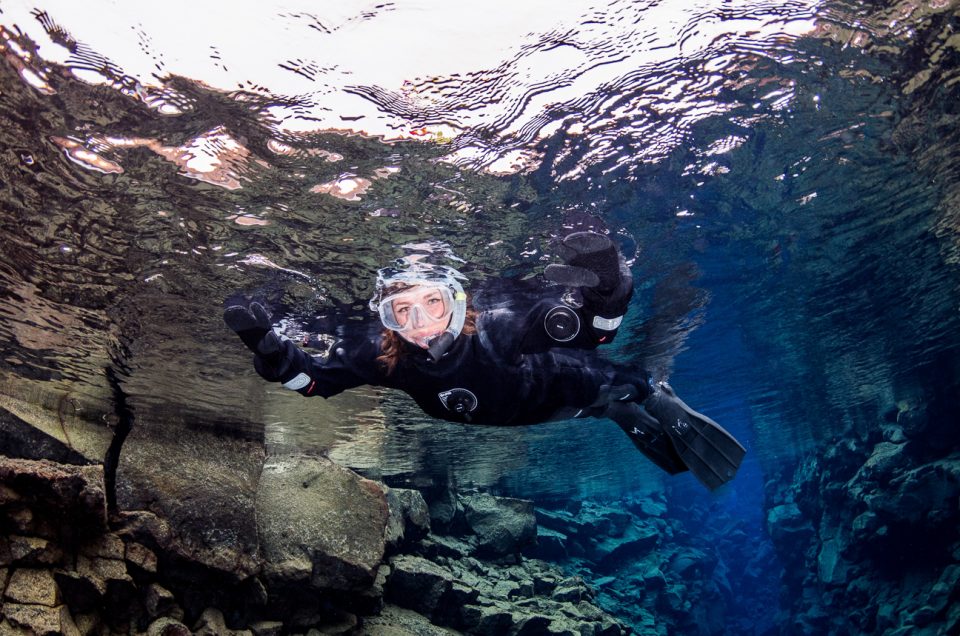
left=258, top=281, right=650, bottom=427
left=225, top=233, right=746, bottom=490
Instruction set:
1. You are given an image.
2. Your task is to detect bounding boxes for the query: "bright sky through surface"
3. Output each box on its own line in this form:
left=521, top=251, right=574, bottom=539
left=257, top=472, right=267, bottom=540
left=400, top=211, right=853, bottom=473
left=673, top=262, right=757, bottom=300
left=3, top=0, right=819, bottom=166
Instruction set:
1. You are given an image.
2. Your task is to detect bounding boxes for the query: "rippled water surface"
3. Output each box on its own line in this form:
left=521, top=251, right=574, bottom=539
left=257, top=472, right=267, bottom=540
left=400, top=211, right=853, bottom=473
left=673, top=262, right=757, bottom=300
left=1, top=0, right=958, bottom=504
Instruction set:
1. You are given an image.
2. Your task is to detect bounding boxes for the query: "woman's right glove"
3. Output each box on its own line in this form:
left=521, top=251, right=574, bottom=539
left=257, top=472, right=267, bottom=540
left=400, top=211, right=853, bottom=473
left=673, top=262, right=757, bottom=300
left=545, top=231, right=633, bottom=326
left=223, top=301, right=288, bottom=381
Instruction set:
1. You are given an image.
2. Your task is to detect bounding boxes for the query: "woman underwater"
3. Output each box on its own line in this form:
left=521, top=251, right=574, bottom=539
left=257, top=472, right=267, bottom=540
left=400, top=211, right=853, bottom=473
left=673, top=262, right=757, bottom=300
left=224, top=232, right=745, bottom=490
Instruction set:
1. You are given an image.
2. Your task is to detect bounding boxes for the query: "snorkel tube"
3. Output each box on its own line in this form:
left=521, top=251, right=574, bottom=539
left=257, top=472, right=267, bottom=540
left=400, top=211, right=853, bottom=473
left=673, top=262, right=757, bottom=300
left=426, top=274, right=466, bottom=361
left=371, top=264, right=468, bottom=361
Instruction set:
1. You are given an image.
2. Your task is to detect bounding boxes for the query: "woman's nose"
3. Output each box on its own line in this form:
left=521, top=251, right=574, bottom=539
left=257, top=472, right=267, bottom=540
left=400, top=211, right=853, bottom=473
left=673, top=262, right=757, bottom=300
left=410, top=307, right=426, bottom=328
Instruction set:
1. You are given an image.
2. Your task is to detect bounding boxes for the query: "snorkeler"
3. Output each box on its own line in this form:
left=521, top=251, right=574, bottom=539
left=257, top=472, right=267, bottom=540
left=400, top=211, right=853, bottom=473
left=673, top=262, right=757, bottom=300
left=224, top=232, right=746, bottom=490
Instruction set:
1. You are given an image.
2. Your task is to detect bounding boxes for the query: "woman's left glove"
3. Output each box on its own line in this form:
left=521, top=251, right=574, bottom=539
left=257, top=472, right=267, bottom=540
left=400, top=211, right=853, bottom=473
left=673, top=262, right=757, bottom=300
left=545, top=232, right=633, bottom=324
left=223, top=302, right=287, bottom=380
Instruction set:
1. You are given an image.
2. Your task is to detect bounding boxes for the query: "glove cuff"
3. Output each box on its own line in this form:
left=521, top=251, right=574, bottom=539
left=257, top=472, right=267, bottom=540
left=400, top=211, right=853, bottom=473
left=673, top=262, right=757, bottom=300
left=252, top=339, right=297, bottom=383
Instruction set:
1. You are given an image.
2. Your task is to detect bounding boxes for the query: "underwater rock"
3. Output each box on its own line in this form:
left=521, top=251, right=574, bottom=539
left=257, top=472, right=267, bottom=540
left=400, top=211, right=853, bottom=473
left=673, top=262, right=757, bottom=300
left=193, top=607, right=251, bottom=636
left=765, top=502, right=814, bottom=547
left=0, top=457, right=107, bottom=536
left=592, top=522, right=660, bottom=572
left=529, top=527, right=568, bottom=561
left=53, top=569, right=102, bottom=614
left=256, top=454, right=390, bottom=591
left=865, top=456, right=960, bottom=528
left=5, top=567, right=60, bottom=606
left=857, top=440, right=909, bottom=482
left=816, top=538, right=850, bottom=586
left=144, top=582, right=182, bottom=621
left=385, top=554, right=457, bottom=619
left=419, top=533, right=475, bottom=560
left=248, top=620, right=284, bottom=636
left=0, top=450, right=625, bottom=635
left=117, top=425, right=264, bottom=578
left=528, top=493, right=767, bottom=635
left=459, top=603, right=515, bottom=635
left=767, top=404, right=960, bottom=636
left=626, top=495, right=668, bottom=518
left=667, top=548, right=714, bottom=578
left=8, top=535, right=64, bottom=567
left=641, top=565, right=667, bottom=589
left=426, top=485, right=461, bottom=532
left=2, top=602, right=80, bottom=636
left=125, top=541, right=158, bottom=574
left=385, top=487, right=432, bottom=552
left=361, top=604, right=459, bottom=635
left=460, top=492, right=537, bottom=559
left=146, top=616, right=191, bottom=636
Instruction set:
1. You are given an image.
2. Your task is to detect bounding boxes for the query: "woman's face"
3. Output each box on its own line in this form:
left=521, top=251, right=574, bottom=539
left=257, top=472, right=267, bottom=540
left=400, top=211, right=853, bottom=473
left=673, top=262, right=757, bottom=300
left=391, top=286, right=452, bottom=348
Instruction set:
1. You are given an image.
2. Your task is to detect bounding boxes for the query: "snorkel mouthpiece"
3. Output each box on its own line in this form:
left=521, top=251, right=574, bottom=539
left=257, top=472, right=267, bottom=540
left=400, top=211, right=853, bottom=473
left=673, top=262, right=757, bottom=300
left=427, top=331, right=456, bottom=361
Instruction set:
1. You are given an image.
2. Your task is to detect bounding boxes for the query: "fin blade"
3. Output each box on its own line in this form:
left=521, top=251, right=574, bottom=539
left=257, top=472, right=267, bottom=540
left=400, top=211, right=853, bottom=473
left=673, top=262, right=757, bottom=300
left=667, top=414, right=746, bottom=491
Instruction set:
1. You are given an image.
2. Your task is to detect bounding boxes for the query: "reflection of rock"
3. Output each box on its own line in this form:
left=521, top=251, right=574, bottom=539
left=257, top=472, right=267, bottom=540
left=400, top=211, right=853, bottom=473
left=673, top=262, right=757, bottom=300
left=0, top=376, right=115, bottom=464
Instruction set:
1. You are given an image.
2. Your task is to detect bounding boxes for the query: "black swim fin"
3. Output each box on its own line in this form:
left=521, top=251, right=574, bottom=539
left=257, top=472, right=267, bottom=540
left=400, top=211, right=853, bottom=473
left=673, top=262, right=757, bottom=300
left=642, top=382, right=746, bottom=491
left=605, top=401, right=689, bottom=476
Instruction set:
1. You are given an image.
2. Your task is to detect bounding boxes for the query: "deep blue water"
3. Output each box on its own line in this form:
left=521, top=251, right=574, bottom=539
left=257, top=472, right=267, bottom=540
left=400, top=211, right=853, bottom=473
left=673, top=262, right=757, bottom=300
left=1, top=1, right=959, bottom=634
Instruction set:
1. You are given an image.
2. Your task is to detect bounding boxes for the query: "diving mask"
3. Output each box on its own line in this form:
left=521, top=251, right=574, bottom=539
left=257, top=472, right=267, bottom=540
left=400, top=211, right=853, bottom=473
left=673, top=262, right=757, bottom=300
left=377, top=284, right=457, bottom=332
left=370, top=264, right=468, bottom=358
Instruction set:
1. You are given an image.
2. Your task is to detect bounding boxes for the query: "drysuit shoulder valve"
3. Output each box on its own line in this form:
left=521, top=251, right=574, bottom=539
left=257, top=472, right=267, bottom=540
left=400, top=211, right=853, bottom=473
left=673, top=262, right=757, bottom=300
left=544, top=305, right=581, bottom=342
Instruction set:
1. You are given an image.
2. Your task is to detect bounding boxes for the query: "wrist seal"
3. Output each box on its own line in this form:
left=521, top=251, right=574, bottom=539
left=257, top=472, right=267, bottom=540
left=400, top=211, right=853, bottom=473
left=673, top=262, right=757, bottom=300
left=282, top=372, right=311, bottom=391
left=592, top=315, right=623, bottom=331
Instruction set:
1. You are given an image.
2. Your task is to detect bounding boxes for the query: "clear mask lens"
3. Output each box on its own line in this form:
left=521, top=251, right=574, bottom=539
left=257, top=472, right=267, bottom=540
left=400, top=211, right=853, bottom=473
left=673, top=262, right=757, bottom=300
left=378, top=285, right=454, bottom=332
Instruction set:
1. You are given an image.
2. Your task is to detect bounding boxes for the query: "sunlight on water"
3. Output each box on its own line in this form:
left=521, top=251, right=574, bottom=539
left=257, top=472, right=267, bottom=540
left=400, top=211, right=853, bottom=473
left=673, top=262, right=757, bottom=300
left=2, top=0, right=821, bottom=178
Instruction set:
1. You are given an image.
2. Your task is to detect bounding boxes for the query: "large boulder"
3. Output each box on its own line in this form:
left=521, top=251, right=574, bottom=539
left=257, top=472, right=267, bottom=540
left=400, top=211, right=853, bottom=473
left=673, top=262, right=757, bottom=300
left=384, top=554, right=457, bottom=618
left=116, top=425, right=264, bottom=578
left=460, top=493, right=536, bottom=559
left=256, top=454, right=390, bottom=591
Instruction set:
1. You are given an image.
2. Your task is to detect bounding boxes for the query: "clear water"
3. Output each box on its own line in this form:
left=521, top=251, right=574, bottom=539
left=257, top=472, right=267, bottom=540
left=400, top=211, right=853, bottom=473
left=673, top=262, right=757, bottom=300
left=1, top=0, right=959, bottom=632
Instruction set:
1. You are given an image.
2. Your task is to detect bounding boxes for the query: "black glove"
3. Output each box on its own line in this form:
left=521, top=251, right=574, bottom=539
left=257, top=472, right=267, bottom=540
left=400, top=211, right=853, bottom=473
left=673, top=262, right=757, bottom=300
left=545, top=232, right=633, bottom=318
left=223, top=302, right=285, bottom=375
